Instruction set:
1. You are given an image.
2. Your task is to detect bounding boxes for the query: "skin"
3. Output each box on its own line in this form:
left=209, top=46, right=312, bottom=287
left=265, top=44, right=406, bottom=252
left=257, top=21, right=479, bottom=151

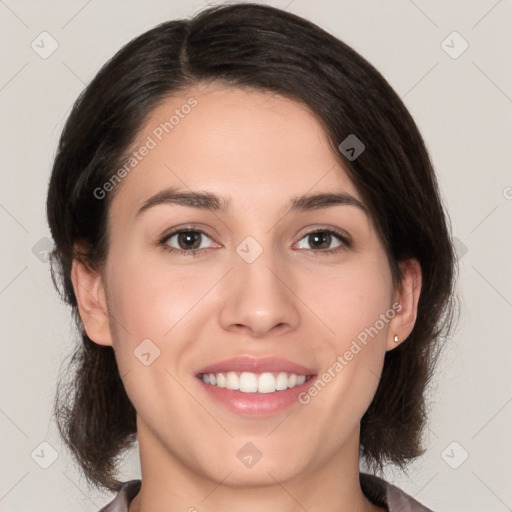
left=72, top=83, right=421, bottom=512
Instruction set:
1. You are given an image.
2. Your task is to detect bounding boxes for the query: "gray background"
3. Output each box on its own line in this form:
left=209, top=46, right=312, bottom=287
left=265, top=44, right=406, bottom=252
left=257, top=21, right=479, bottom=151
left=1, top=0, right=511, bottom=510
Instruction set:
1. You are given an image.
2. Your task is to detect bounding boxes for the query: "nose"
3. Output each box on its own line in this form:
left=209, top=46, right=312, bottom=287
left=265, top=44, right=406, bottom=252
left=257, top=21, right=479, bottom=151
left=218, top=247, right=301, bottom=338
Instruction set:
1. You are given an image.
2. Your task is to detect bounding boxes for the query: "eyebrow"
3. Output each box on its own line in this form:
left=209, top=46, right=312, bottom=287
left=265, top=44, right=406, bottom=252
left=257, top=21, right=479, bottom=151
left=136, top=187, right=367, bottom=217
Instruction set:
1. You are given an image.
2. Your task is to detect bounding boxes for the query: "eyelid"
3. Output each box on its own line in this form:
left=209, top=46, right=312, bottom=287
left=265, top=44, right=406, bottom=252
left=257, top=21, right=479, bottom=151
left=159, top=223, right=218, bottom=242
left=293, top=225, right=352, bottom=245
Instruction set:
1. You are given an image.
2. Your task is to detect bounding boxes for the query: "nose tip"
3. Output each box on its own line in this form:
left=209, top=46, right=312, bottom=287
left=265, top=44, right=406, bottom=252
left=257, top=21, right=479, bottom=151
left=218, top=259, right=301, bottom=338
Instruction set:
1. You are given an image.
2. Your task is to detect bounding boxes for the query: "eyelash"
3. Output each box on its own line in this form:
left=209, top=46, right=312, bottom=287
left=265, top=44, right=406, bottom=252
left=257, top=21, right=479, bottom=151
left=158, top=225, right=351, bottom=257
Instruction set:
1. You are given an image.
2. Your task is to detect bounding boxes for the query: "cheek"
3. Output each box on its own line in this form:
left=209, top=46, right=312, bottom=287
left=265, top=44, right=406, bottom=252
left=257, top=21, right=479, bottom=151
left=296, top=254, right=393, bottom=413
left=106, top=248, right=213, bottom=340
left=303, top=257, right=394, bottom=350
left=103, top=247, right=228, bottom=401
left=103, top=257, right=203, bottom=421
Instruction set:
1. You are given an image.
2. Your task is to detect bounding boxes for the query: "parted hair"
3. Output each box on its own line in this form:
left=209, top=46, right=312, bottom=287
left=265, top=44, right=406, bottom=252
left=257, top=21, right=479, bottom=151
left=46, top=2, right=457, bottom=492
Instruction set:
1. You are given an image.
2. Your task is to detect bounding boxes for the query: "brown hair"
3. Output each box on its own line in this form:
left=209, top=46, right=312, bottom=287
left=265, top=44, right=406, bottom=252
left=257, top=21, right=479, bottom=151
left=47, top=2, right=457, bottom=492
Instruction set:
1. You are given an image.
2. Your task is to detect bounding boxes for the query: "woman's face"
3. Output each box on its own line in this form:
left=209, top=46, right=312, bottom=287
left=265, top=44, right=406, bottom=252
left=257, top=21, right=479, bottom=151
left=78, top=83, right=417, bottom=486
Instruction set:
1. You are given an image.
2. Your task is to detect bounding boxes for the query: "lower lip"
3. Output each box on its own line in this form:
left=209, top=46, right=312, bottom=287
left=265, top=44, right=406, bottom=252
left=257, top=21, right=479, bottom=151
left=198, top=377, right=316, bottom=417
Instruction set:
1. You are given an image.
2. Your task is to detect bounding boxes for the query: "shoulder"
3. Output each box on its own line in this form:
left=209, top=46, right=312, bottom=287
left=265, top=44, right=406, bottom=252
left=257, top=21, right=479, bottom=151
left=98, top=480, right=141, bottom=512
left=360, top=472, right=435, bottom=512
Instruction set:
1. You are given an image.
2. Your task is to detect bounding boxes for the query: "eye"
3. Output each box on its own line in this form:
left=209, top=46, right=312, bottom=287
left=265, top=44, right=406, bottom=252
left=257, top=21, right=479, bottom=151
left=159, top=226, right=349, bottom=257
left=295, top=229, right=349, bottom=253
left=161, top=228, right=217, bottom=255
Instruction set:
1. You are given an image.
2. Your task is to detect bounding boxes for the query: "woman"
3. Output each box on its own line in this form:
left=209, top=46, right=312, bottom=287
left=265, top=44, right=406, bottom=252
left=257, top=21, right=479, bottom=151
left=46, top=3, right=456, bottom=511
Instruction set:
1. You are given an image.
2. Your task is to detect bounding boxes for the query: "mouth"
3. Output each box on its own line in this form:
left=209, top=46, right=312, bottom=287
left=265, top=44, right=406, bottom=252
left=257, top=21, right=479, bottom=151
left=196, top=356, right=317, bottom=416
left=199, top=371, right=314, bottom=393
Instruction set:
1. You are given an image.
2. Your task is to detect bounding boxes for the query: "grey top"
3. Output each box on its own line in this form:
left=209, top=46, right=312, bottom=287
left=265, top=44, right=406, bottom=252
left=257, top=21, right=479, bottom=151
left=98, top=473, right=433, bottom=511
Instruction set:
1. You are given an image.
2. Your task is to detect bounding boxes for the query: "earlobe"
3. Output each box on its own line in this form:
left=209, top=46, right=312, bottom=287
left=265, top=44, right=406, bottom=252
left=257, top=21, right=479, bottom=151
left=386, top=258, right=422, bottom=351
left=71, top=259, right=113, bottom=346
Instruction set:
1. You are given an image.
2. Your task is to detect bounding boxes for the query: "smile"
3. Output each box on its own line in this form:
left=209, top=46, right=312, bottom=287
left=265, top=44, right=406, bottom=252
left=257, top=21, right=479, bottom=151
left=196, top=356, right=317, bottom=415
left=200, top=371, right=313, bottom=393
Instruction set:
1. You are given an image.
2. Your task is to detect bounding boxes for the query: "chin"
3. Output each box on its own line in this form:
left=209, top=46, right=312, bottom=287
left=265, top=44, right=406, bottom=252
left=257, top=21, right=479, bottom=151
left=209, top=458, right=303, bottom=488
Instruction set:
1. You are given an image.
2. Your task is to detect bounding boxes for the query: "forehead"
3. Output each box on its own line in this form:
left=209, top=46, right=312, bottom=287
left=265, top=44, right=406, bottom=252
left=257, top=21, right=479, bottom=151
left=109, top=83, right=362, bottom=219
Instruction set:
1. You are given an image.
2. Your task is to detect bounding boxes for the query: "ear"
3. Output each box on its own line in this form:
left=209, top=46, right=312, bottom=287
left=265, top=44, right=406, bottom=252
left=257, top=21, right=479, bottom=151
left=386, top=258, right=422, bottom=351
left=71, top=258, right=113, bottom=346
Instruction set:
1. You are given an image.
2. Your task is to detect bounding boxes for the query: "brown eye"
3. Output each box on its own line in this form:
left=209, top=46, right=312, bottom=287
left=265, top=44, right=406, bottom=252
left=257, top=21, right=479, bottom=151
left=295, top=229, right=348, bottom=252
left=308, top=231, right=332, bottom=249
left=176, top=231, right=203, bottom=250
left=164, top=230, right=213, bottom=252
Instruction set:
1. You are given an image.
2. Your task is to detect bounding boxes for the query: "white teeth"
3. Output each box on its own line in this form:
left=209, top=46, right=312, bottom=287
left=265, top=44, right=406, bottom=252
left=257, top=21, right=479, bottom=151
left=239, top=372, right=258, bottom=393
left=225, top=371, right=239, bottom=390
left=258, top=372, right=276, bottom=393
left=275, top=372, right=289, bottom=391
left=202, top=371, right=309, bottom=393
left=216, top=373, right=226, bottom=388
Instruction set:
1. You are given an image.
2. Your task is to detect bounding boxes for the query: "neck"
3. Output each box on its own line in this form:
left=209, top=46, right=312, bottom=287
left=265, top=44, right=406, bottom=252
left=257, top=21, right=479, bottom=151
left=129, top=421, right=383, bottom=512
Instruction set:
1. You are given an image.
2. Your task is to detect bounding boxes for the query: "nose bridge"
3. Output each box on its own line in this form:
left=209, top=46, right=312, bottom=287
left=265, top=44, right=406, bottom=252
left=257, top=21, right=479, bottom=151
left=218, top=236, right=300, bottom=336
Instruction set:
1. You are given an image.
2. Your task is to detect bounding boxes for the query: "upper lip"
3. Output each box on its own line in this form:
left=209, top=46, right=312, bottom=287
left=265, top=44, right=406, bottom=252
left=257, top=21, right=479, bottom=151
left=197, top=356, right=316, bottom=376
